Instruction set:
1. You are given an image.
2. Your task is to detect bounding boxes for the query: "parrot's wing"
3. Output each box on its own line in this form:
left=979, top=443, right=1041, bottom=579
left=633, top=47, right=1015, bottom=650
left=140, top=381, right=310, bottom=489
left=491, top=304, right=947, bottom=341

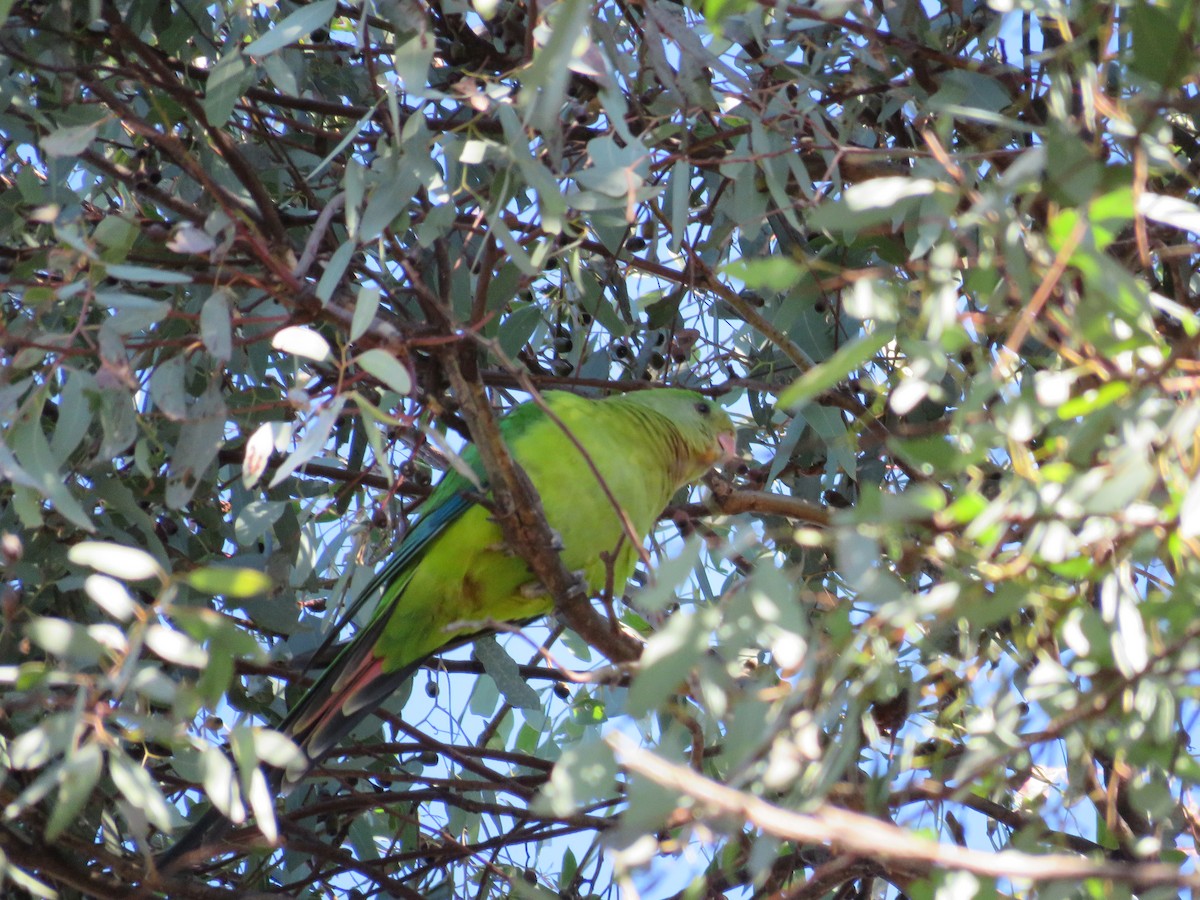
left=281, top=399, right=559, bottom=760
left=310, top=487, right=476, bottom=661
left=279, top=488, right=476, bottom=758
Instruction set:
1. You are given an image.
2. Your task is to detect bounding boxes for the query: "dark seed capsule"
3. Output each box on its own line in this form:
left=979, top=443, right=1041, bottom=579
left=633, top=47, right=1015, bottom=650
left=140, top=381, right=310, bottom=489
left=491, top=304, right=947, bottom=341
left=823, top=489, right=852, bottom=508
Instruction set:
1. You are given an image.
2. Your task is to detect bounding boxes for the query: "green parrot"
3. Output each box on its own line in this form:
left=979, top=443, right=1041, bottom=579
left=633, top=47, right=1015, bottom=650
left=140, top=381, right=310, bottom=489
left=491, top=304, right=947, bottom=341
left=157, top=387, right=735, bottom=870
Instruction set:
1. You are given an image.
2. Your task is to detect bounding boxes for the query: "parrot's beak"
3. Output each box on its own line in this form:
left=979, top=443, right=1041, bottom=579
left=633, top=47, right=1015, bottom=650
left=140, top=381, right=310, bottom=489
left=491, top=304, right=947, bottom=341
left=717, top=432, right=738, bottom=461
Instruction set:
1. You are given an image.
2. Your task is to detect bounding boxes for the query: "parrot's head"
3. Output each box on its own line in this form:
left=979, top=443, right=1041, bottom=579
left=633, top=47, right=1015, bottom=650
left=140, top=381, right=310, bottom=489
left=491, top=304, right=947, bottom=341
left=617, top=388, right=737, bottom=485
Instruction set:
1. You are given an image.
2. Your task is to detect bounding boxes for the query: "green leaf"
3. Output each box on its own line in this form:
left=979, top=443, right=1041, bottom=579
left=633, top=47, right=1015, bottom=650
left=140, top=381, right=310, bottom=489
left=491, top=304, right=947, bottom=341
left=7, top=714, right=75, bottom=770
left=631, top=538, right=702, bottom=614
left=149, top=354, right=188, bottom=421
left=84, top=575, right=137, bottom=622
left=201, top=746, right=244, bottom=823
left=269, top=395, right=347, bottom=487
left=245, top=765, right=277, bottom=844
left=0, top=440, right=40, bottom=491
left=1139, top=193, right=1200, bottom=236
left=200, top=290, right=233, bottom=362
left=778, top=329, right=893, bottom=410
left=10, top=412, right=96, bottom=531
left=808, top=178, right=937, bottom=231
left=350, top=286, right=381, bottom=342
left=250, top=728, right=304, bottom=777
left=109, top=754, right=174, bottom=831
left=534, top=742, right=618, bottom=818
left=202, top=50, right=251, bottom=126
left=243, top=0, right=337, bottom=57
left=575, top=134, right=648, bottom=198
left=68, top=541, right=165, bottom=581
left=184, top=566, right=273, bottom=598
left=103, top=263, right=193, bottom=284
left=723, top=257, right=805, bottom=293
left=40, top=122, right=100, bottom=157
left=393, top=30, right=436, bottom=98
left=166, top=380, right=228, bottom=508
left=1056, top=381, right=1129, bottom=420
left=234, top=500, right=288, bottom=546
left=145, top=624, right=209, bottom=668
left=1130, top=0, right=1193, bottom=89
left=498, top=304, right=542, bottom=358
left=627, top=607, right=718, bottom=716
left=45, top=742, right=103, bottom=841
left=473, top=637, right=541, bottom=710
left=355, top=348, right=413, bottom=395
left=272, top=325, right=331, bottom=361
left=316, top=240, right=355, bottom=303
left=359, top=168, right=419, bottom=243
left=241, top=421, right=293, bottom=490
left=49, top=369, right=92, bottom=465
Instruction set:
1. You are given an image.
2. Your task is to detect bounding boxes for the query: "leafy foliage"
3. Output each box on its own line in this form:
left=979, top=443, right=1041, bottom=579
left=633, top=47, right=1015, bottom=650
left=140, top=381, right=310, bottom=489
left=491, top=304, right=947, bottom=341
left=2, top=0, right=1200, bottom=897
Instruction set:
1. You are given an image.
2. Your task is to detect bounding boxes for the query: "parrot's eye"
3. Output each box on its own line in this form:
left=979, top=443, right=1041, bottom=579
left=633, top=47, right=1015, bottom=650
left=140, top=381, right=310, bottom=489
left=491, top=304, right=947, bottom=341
left=694, top=401, right=711, bottom=415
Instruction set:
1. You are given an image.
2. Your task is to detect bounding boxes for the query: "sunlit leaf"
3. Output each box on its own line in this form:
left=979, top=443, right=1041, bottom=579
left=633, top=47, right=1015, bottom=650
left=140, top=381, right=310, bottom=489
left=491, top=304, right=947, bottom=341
left=68, top=542, right=165, bottom=582
left=272, top=325, right=331, bottom=361
left=184, top=566, right=273, bottom=598
left=109, top=754, right=174, bottom=832
left=84, top=575, right=137, bottom=622
left=145, top=624, right=209, bottom=668
left=355, top=348, right=413, bottom=396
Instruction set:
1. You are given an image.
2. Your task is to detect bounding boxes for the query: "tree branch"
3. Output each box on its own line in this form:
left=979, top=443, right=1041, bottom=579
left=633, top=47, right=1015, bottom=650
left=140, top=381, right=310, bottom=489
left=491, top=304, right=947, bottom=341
left=702, top=479, right=832, bottom=526
left=611, top=734, right=1200, bottom=890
